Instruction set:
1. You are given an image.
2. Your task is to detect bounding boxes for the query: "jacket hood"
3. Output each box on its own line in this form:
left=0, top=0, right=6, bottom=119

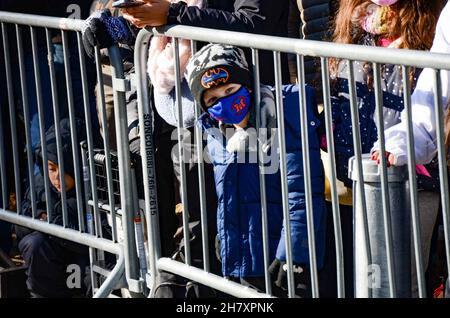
left=36, top=118, right=86, bottom=179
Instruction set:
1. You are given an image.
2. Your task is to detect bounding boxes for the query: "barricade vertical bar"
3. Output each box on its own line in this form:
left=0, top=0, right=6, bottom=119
left=30, top=26, right=53, bottom=216
left=78, top=31, right=104, bottom=235
left=273, top=51, right=295, bottom=297
left=61, top=30, right=84, bottom=228
left=89, top=245, right=98, bottom=297
left=132, top=167, right=148, bottom=280
left=16, top=24, right=37, bottom=219
left=108, top=45, right=141, bottom=292
left=432, top=69, right=450, bottom=280
left=320, top=57, right=345, bottom=298
left=135, top=29, right=160, bottom=295
left=372, top=62, right=396, bottom=297
left=191, top=40, right=210, bottom=272
left=173, top=37, right=191, bottom=266
left=1, top=23, right=21, bottom=213
left=94, top=46, right=117, bottom=242
left=0, top=108, right=7, bottom=209
left=46, top=28, right=66, bottom=223
left=296, top=54, right=319, bottom=297
left=347, top=60, right=372, bottom=297
left=402, top=65, right=426, bottom=298
left=81, top=142, right=92, bottom=234
left=93, top=251, right=125, bottom=298
left=252, top=48, right=271, bottom=295
left=82, top=160, right=98, bottom=297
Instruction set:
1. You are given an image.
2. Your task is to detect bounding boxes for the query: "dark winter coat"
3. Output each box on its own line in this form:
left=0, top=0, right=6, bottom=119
left=19, top=118, right=87, bottom=233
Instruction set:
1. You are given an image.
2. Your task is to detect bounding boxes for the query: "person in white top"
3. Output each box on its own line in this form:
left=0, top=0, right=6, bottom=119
left=372, top=2, right=450, bottom=298
left=372, top=2, right=450, bottom=166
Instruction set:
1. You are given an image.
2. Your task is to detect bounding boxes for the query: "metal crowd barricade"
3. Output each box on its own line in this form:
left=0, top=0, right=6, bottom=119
left=0, top=11, right=146, bottom=297
left=135, top=25, right=450, bottom=299
left=0, top=11, right=449, bottom=299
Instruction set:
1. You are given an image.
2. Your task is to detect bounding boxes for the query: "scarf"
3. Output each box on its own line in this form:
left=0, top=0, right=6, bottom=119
left=358, top=3, right=403, bottom=48
left=360, top=3, right=396, bottom=35
left=147, top=0, right=205, bottom=94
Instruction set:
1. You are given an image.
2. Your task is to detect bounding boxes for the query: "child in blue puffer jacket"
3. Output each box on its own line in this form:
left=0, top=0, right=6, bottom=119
left=186, top=44, right=327, bottom=297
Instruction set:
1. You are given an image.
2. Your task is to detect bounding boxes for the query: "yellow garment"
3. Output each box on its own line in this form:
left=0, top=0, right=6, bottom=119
left=321, top=150, right=353, bottom=206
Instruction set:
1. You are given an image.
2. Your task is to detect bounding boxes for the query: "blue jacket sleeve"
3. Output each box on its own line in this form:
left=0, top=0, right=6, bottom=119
left=275, top=85, right=327, bottom=269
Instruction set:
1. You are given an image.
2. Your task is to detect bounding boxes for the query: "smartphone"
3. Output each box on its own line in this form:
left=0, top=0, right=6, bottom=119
left=112, top=0, right=144, bottom=8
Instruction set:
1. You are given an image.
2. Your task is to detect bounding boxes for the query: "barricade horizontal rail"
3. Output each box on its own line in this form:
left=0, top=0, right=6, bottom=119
left=0, top=209, right=124, bottom=298
left=0, top=10, right=449, bottom=299
left=150, top=25, right=450, bottom=70
left=0, top=11, right=83, bottom=31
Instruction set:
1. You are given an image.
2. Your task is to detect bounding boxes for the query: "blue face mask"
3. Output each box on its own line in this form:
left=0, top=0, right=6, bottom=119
left=207, top=86, right=251, bottom=124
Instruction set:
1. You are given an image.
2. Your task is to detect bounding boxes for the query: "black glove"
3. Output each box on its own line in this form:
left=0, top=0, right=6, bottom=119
left=82, top=9, right=133, bottom=58
left=269, top=258, right=311, bottom=298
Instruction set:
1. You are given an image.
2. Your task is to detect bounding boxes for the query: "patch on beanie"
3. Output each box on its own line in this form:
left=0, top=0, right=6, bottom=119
left=201, top=67, right=230, bottom=88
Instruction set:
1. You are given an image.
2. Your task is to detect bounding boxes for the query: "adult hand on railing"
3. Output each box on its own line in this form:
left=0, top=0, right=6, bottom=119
left=268, top=258, right=310, bottom=298
left=122, top=0, right=171, bottom=28
left=82, top=9, right=134, bottom=58
left=371, top=150, right=396, bottom=167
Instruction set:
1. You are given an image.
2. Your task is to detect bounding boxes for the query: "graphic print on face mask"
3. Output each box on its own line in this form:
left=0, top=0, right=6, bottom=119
left=201, top=67, right=230, bottom=88
left=208, top=86, right=251, bottom=124
left=370, top=0, right=399, bottom=6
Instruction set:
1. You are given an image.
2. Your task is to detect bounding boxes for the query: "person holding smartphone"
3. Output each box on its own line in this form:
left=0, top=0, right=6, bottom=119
left=83, top=0, right=290, bottom=85
left=121, top=0, right=290, bottom=85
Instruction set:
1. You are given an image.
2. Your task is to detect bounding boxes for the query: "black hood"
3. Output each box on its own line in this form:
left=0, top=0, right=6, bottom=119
left=37, top=118, right=86, bottom=179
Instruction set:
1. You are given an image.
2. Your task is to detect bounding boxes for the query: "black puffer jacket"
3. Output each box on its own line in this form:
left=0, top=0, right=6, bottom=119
left=289, top=0, right=332, bottom=41
left=288, top=0, right=335, bottom=87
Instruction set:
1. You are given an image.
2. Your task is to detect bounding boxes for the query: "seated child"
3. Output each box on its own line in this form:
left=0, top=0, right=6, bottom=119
left=17, top=118, right=90, bottom=298
left=186, top=44, right=327, bottom=297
